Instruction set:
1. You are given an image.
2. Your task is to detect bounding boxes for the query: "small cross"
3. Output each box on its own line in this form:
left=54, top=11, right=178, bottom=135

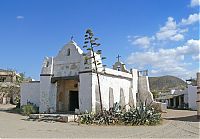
left=116, top=54, right=121, bottom=62
left=71, top=36, right=74, bottom=41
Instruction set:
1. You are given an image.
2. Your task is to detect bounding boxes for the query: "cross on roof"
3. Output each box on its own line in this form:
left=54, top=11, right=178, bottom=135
left=116, top=54, right=121, bottom=62
left=71, top=36, right=74, bottom=41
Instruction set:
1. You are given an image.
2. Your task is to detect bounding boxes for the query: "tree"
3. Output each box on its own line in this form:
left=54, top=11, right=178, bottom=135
left=83, top=29, right=106, bottom=112
left=18, top=72, right=25, bottom=83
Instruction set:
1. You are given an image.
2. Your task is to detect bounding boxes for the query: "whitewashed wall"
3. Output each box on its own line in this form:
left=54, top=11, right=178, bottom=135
left=138, top=76, right=154, bottom=105
left=188, top=85, right=197, bottom=110
left=40, top=50, right=57, bottom=113
left=79, top=72, right=92, bottom=112
left=39, top=76, right=57, bottom=113
left=53, top=41, right=84, bottom=77
left=131, top=69, right=138, bottom=104
left=49, top=82, right=57, bottom=112
left=20, top=82, right=40, bottom=107
left=183, top=88, right=188, bottom=104
left=91, top=68, right=137, bottom=112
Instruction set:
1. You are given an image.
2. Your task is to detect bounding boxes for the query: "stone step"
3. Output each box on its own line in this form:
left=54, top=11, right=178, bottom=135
left=29, top=114, right=78, bottom=122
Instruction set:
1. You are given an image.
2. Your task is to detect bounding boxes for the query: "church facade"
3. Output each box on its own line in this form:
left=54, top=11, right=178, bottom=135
left=20, top=40, right=152, bottom=113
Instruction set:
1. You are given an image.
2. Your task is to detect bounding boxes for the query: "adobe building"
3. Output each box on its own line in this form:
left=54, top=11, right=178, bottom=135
left=0, top=69, right=20, bottom=82
left=20, top=40, right=154, bottom=113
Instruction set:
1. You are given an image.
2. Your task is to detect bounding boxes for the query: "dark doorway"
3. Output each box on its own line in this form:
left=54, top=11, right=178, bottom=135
left=170, top=98, right=173, bottom=108
left=175, top=97, right=179, bottom=108
left=69, top=91, right=79, bottom=111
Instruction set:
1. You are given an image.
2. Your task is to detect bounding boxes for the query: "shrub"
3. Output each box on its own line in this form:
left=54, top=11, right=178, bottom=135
left=79, top=111, right=95, bottom=125
left=78, top=102, right=161, bottom=126
left=14, top=96, right=20, bottom=108
left=121, top=103, right=161, bottom=125
left=21, top=102, right=39, bottom=116
left=79, top=110, right=121, bottom=125
left=79, top=103, right=123, bottom=125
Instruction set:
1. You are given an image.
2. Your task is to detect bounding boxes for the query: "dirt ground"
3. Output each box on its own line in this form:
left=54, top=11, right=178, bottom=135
left=0, top=106, right=199, bottom=138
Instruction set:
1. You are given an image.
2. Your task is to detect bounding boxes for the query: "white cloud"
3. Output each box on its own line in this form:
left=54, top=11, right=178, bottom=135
left=160, top=17, right=176, bottom=31
left=192, top=54, right=200, bottom=61
left=170, top=34, right=184, bottom=41
left=129, top=36, right=153, bottom=48
left=128, top=13, right=199, bottom=48
left=127, top=11, right=199, bottom=78
left=127, top=39, right=200, bottom=78
left=190, top=0, right=200, bottom=7
left=156, top=17, right=185, bottom=41
left=179, top=28, right=189, bottom=33
left=16, top=16, right=24, bottom=20
left=181, top=13, right=199, bottom=25
left=150, top=69, right=159, bottom=74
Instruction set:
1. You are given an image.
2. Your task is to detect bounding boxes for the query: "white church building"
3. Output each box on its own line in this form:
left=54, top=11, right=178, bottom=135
left=20, top=40, right=153, bottom=113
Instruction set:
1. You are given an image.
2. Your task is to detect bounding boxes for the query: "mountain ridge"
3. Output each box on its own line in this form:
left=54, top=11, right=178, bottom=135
left=149, top=75, right=187, bottom=92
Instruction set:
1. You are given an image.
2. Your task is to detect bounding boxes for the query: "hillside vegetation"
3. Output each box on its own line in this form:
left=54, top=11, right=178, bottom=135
left=149, top=75, right=187, bottom=92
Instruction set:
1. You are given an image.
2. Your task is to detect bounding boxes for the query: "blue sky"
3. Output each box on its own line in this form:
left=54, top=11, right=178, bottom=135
left=0, top=0, right=199, bottom=80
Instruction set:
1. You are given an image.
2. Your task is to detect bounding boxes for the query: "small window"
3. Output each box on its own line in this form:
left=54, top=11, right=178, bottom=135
left=46, top=61, right=49, bottom=67
left=67, top=48, right=70, bottom=56
left=0, top=77, right=6, bottom=82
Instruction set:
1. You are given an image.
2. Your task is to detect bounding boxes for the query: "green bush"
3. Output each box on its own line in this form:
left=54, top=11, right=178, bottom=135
left=79, top=110, right=121, bottom=125
left=121, top=103, right=161, bottom=125
left=79, top=102, right=161, bottom=126
left=14, top=96, right=20, bottom=108
left=21, top=102, right=39, bottom=116
left=79, top=103, right=123, bottom=125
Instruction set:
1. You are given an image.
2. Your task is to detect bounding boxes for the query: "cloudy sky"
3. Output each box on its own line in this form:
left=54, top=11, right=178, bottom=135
left=0, top=0, right=199, bottom=80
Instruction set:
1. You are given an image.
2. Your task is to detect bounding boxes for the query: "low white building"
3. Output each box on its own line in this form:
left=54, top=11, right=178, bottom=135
left=156, top=85, right=197, bottom=110
left=187, top=85, right=197, bottom=110
left=21, top=40, right=153, bottom=113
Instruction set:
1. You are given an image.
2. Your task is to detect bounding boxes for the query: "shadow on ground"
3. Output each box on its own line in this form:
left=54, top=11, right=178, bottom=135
left=164, top=115, right=200, bottom=122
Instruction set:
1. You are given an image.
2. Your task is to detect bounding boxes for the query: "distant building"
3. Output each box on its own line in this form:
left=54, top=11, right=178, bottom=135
left=0, top=69, right=21, bottom=104
left=0, top=69, right=20, bottom=82
left=156, top=84, right=197, bottom=110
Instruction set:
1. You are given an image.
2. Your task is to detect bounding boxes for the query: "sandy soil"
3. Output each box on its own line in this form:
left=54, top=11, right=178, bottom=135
left=0, top=107, right=199, bottom=138
left=0, top=104, right=16, bottom=110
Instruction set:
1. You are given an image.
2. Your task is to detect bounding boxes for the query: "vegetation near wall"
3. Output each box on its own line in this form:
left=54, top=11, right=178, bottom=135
left=21, top=102, right=39, bottom=116
left=79, top=102, right=161, bottom=126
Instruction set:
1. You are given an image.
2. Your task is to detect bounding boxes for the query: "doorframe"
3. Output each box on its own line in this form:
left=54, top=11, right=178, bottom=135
left=55, top=78, right=80, bottom=113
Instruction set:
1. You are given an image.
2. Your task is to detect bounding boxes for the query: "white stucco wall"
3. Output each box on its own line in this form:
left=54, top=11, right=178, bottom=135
left=49, top=82, right=57, bottom=112
left=41, top=57, right=54, bottom=74
left=183, top=88, right=188, bottom=104
left=20, top=82, right=40, bottom=107
left=188, top=85, right=197, bottom=110
left=131, top=69, right=138, bottom=102
left=138, top=76, right=153, bottom=105
left=39, top=76, right=57, bottom=113
left=79, top=72, right=92, bottom=112
left=138, top=76, right=150, bottom=92
left=91, top=68, right=137, bottom=112
left=53, top=41, right=84, bottom=77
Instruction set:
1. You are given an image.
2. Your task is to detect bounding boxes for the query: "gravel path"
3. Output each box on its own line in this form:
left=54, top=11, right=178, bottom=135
left=0, top=108, right=199, bottom=138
